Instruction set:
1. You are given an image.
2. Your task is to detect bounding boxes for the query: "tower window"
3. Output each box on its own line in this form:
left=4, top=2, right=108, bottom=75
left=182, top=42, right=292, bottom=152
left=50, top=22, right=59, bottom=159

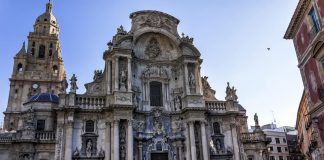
left=32, top=42, right=35, bottom=47
left=53, top=65, right=58, bottom=75
left=49, top=49, right=52, bottom=57
left=17, top=63, right=23, bottom=72
left=85, top=120, right=94, bottom=132
left=31, top=48, right=35, bottom=56
left=38, top=45, right=45, bottom=58
left=150, top=81, right=162, bottom=106
left=44, top=18, right=47, bottom=21
left=36, top=120, right=45, bottom=131
left=213, top=122, right=221, bottom=134
left=49, top=43, right=53, bottom=48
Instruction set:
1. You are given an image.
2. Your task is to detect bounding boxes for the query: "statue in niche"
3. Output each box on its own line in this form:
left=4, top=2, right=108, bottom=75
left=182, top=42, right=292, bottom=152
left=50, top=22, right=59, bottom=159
left=119, top=69, right=128, bottom=91
left=70, top=74, right=78, bottom=93
left=144, top=38, right=161, bottom=58
left=188, top=72, right=196, bottom=88
left=174, top=96, right=182, bottom=111
left=98, top=147, right=105, bottom=157
left=86, top=139, right=92, bottom=157
left=215, top=139, right=221, bottom=151
left=210, top=140, right=217, bottom=155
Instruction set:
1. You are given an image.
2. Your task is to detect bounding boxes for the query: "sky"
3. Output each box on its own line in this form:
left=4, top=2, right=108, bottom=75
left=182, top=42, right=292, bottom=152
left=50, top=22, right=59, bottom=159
left=0, top=0, right=302, bottom=128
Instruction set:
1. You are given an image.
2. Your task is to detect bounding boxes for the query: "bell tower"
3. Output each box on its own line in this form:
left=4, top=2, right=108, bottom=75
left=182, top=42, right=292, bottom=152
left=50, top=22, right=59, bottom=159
left=3, top=1, right=66, bottom=131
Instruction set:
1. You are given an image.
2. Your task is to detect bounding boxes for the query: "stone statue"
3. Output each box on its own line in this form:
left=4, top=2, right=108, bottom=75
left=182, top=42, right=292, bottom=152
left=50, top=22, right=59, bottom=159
left=216, top=139, right=221, bottom=151
left=254, top=113, right=259, bottom=126
left=188, top=72, right=196, bottom=87
left=69, top=74, right=78, bottom=93
left=225, top=82, right=238, bottom=101
left=117, top=25, right=127, bottom=35
left=174, top=96, right=182, bottom=111
left=86, top=139, right=92, bottom=157
left=119, top=69, right=127, bottom=91
left=61, top=75, right=68, bottom=93
left=210, top=140, right=217, bottom=155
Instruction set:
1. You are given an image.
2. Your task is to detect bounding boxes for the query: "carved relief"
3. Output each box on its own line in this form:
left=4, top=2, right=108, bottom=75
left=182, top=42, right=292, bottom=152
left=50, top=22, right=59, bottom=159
left=144, top=38, right=161, bottom=58
left=142, top=65, right=168, bottom=80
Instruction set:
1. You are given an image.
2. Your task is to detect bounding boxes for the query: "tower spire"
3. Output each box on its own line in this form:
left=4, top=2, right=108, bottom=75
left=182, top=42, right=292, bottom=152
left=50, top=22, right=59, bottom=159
left=46, top=0, right=53, bottom=13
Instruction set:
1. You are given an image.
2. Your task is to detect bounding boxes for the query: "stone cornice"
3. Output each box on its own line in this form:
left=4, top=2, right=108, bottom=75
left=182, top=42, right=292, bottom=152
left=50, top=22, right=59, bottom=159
left=284, top=0, right=311, bottom=39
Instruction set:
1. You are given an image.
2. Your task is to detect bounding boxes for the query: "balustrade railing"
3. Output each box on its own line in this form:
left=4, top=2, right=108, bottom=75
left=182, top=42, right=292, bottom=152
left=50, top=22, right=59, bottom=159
left=75, top=95, right=106, bottom=109
left=241, top=132, right=266, bottom=142
left=35, top=131, right=55, bottom=141
left=0, top=135, right=12, bottom=143
left=206, top=101, right=227, bottom=111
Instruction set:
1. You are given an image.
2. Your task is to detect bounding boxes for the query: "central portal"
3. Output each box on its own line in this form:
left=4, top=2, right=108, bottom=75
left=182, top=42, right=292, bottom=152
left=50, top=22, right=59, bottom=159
left=151, top=153, right=168, bottom=160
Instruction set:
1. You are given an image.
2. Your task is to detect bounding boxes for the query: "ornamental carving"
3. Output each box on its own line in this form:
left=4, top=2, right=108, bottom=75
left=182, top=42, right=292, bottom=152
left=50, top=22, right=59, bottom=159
left=142, top=65, right=168, bottom=79
left=144, top=38, right=161, bottom=58
left=145, top=14, right=162, bottom=28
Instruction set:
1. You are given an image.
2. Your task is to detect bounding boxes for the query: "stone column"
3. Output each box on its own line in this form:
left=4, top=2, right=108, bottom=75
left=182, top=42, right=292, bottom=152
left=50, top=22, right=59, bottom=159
left=127, top=58, right=132, bottom=92
left=185, top=123, right=191, bottom=160
left=107, top=60, right=111, bottom=94
left=110, top=123, right=114, bottom=160
left=177, top=141, right=183, bottom=160
left=138, top=141, right=143, bottom=160
left=200, top=121, right=208, bottom=160
left=114, top=57, right=119, bottom=91
left=64, top=122, right=73, bottom=160
left=127, top=120, right=133, bottom=160
left=113, top=120, right=120, bottom=160
left=230, top=123, right=240, bottom=160
left=196, top=64, right=202, bottom=95
left=105, top=122, right=111, bottom=160
left=189, top=121, right=197, bottom=160
left=184, top=63, right=190, bottom=95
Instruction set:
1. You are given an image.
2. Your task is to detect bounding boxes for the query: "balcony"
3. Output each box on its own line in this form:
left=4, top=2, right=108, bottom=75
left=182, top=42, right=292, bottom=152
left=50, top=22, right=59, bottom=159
left=35, top=131, right=55, bottom=142
left=75, top=95, right=106, bottom=110
left=206, top=101, right=227, bottom=112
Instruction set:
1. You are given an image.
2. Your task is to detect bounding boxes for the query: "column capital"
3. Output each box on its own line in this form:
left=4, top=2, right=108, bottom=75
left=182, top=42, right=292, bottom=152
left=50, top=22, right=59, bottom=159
left=113, top=119, right=120, bottom=125
left=187, top=120, right=195, bottom=125
left=127, top=119, right=133, bottom=126
left=200, top=120, right=207, bottom=126
left=105, top=121, right=112, bottom=127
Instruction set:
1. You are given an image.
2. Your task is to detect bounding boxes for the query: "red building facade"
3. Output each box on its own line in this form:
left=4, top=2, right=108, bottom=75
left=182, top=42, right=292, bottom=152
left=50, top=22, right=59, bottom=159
left=285, top=0, right=324, bottom=159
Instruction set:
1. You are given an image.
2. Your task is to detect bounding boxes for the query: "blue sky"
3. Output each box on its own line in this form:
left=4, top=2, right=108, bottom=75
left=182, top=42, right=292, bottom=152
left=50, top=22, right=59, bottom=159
left=0, top=0, right=302, bottom=127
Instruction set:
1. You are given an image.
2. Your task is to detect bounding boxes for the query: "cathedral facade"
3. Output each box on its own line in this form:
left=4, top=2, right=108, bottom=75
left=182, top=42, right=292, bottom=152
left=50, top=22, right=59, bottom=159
left=0, top=2, right=268, bottom=160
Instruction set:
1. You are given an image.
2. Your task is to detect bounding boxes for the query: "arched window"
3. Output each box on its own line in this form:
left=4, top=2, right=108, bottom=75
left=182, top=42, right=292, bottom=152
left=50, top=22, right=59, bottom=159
left=150, top=81, right=162, bottom=106
left=49, top=43, right=53, bottom=48
left=52, top=65, right=58, bottom=75
left=32, top=42, right=35, bottom=47
left=213, top=122, right=221, bottom=134
left=17, top=63, right=23, bottom=72
left=38, top=45, right=45, bottom=58
left=85, top=120, right=94, bottom=132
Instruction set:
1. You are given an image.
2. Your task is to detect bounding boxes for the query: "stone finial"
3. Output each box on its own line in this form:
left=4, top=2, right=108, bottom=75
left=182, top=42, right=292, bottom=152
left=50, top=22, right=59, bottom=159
left=225, top=82, right=238, bottom=101
left=69, top=74, right=78, bottom=93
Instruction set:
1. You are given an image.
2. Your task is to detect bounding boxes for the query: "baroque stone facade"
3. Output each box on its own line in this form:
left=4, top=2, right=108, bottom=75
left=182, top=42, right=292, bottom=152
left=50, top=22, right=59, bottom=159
left=0, top=2, right=268, bottom=160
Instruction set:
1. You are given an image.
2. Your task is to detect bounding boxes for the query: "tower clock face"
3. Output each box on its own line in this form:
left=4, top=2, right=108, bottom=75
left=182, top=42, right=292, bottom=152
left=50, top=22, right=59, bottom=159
left=32, top=83, right=39, bottom=89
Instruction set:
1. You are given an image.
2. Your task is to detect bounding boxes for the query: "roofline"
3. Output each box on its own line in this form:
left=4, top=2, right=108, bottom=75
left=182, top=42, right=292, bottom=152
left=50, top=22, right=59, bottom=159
left=284, top=0, right=311, bottom=39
